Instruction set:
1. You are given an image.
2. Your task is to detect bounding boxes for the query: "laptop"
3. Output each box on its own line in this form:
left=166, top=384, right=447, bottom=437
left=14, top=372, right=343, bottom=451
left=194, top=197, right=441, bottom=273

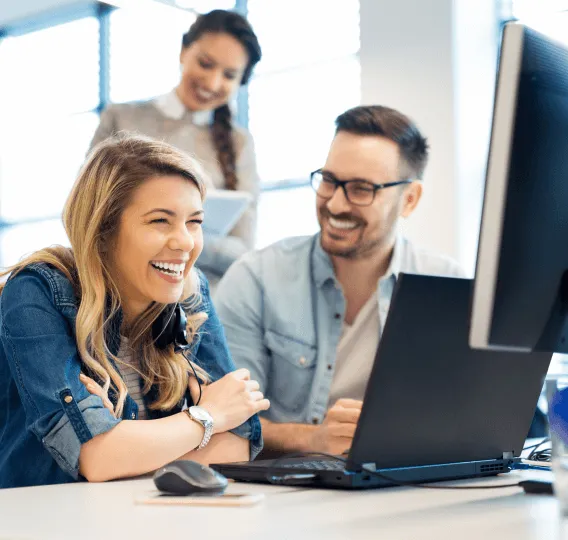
left=212, top=274, right=552, bottom=489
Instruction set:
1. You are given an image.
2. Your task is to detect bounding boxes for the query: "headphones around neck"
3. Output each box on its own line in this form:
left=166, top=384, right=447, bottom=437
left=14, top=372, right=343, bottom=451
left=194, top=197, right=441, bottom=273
left=152, top=303, right=189, bottom=352
left=151, top=303, right=202, bottom=405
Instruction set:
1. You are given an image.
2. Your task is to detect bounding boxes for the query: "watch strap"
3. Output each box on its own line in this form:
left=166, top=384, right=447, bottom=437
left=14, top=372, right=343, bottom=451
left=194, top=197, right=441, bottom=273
left=185, top=408, right=213, bottom=450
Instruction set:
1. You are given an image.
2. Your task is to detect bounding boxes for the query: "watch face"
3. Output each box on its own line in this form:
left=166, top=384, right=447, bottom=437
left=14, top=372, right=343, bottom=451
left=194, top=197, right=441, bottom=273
left=189, top=406, right=211, bottom=422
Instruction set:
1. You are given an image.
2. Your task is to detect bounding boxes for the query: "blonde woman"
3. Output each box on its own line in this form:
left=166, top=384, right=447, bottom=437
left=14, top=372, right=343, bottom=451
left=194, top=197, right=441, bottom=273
left=0, top=134, right=268, bottom=489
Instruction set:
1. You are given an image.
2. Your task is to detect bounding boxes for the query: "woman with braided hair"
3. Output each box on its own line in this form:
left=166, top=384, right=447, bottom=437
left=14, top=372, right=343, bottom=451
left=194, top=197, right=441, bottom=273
left=90, top=9, right=262, bottom=286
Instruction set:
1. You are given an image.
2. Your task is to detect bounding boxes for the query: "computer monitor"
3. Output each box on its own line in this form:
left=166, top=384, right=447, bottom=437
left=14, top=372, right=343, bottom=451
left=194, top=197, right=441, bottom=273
left=469, top=22, right=568, bottom=354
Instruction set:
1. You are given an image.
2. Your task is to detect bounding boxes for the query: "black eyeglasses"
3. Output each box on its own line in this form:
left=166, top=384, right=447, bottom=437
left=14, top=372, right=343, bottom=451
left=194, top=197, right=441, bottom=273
left=310, top=169, right=412, bottom=207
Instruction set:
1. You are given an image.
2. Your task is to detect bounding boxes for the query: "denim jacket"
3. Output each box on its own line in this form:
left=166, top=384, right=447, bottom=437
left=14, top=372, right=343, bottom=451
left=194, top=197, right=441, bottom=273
left=0, top=263, right=262, bottom=488
left=215, top=234, right=465, bottom=426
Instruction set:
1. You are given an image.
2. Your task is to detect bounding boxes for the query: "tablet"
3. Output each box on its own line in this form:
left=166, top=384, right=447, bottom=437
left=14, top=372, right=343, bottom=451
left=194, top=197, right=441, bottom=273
left=202, top=190, right=252, bottom=237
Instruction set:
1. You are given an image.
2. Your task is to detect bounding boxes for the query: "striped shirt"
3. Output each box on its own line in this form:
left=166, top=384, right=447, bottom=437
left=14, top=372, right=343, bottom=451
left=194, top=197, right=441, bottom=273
left=116, top=337, right=148, bottom=420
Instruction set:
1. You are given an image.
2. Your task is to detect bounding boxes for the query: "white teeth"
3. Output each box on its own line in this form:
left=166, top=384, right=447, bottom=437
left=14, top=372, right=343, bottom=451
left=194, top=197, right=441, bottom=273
left=150, top=261, right=186, bottom=276
left=328, top=217, right=358, bottom=230
left=196, top=87, right=213, bottom=100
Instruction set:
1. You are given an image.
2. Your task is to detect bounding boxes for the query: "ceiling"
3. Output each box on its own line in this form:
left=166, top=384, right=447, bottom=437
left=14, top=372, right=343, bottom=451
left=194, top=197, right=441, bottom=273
left=0, top=0, right=202, bottom=29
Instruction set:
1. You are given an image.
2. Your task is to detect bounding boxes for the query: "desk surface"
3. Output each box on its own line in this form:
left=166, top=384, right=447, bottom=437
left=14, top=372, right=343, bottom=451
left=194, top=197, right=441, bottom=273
left=1, top=471, right=567, bottom=540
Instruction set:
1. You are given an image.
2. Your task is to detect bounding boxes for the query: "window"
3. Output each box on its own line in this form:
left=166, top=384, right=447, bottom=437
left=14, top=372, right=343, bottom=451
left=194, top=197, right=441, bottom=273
left=0, top=219, right=68, bottom=269
left=247, top=0, right=360, bottom=246
left=248, top=0, right=360, bottom=186
left=250, top=57, right=360, bottom=184
left=256, top=186, right=319, bottom=248
left=109, top=4, right=196, bottom=104
left=0, top=17, right=99, bottom=222
left=172, top=0, right=235, bottom=11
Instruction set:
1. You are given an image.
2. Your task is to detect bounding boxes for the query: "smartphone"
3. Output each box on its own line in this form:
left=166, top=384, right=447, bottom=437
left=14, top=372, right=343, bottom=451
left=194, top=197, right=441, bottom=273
left=135, top=491, right=265, bottom=507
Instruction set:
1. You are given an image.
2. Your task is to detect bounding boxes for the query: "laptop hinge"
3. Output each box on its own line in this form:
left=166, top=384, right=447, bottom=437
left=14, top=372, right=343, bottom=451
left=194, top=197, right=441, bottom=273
left=502, top=451, right=514, bottom=460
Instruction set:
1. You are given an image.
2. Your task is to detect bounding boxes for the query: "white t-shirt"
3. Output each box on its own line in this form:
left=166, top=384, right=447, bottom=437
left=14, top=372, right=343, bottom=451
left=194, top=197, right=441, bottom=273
left=327, top=293, right=380, bottom=408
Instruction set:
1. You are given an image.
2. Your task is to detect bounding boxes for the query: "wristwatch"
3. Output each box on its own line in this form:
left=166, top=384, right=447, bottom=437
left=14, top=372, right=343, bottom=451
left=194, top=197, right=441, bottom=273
left=186, top=406, right=214, bottom=450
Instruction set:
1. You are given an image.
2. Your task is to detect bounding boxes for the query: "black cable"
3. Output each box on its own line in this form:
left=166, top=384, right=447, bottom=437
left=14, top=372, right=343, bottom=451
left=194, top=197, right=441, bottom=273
left=526, top=438, right=551, bottom=462
left=529, top=448, right=551, bottom=462
left=266, top=452, right=521, bottom=490
left=180, top=348, right=202, bottom=406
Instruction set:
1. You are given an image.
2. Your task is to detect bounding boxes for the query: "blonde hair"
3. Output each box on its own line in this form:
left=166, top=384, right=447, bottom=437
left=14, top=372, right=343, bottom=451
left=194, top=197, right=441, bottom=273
left=0, top=133, right=210, bottom=417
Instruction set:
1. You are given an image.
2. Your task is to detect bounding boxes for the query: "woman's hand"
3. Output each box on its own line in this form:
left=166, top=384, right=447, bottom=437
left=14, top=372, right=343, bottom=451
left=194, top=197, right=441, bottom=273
left=189, top=368, right=269, bottom=434
left=79, top=373, right=116, bottom=418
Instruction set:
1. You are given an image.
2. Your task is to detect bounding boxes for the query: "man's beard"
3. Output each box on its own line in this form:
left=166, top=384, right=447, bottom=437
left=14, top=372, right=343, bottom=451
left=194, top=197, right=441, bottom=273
left=319, top=208, right=383, bottom=259
left=322, top=232, right=384, bottom=260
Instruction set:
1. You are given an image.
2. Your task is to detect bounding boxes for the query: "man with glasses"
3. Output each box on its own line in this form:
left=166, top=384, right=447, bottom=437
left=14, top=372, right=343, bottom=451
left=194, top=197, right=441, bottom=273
left=214, top=105, right=464, bottom=455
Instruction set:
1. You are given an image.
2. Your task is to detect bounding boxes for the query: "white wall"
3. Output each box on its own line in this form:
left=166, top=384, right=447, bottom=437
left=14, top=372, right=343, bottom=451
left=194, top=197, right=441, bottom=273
left=360, top=0, right=498, bottom=274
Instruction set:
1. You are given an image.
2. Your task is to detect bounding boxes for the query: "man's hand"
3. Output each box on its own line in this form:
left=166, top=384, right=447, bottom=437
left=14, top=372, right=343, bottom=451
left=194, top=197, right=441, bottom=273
left=307, top=399, right=363, bottom=454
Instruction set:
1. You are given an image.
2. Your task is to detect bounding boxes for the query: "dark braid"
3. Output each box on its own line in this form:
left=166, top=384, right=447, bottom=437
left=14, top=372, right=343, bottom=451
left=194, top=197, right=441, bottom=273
left=211, top=104, right=238, bottom=190
left=181, top=10, right=262, bottom=189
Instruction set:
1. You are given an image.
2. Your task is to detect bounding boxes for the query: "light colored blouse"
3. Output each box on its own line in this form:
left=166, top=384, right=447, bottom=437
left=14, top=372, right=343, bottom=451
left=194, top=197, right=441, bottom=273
left=89, top=91, right=260, bottom=281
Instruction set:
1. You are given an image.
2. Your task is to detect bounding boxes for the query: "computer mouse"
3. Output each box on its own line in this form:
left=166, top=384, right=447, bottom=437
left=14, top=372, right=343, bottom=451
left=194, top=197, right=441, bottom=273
left=153, top=460, right=229, bottom=495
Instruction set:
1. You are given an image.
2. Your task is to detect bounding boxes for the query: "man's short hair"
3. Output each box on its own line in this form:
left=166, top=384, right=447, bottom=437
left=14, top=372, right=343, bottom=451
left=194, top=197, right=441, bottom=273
left=335, top=105, right=429, bottom=180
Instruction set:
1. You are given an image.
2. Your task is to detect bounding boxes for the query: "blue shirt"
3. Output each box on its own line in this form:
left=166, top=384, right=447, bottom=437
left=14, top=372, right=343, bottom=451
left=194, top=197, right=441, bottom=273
left=0, top=263, right=262, bottom=489
left=214, top=234, right=465, bottom=425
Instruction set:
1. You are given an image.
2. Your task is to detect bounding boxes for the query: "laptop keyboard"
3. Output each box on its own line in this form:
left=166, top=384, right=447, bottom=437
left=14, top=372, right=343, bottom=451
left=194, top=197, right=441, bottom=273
left=281, top=460, right=346, bottom=471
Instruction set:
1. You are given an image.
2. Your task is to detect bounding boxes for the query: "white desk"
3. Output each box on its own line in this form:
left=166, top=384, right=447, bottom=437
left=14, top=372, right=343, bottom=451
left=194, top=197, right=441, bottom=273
left=0, top=471, right=567, bottom=540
